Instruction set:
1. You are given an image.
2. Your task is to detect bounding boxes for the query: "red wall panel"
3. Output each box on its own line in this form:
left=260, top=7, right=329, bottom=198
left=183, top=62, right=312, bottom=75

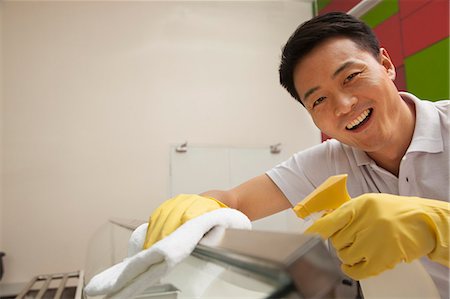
left=373, top=13, right=404, bottom=67
left=399, top=0, right=432, bottom=19
left=401, top=0, right=450, bottom=57
left=394, top=65, right=407, bottom=92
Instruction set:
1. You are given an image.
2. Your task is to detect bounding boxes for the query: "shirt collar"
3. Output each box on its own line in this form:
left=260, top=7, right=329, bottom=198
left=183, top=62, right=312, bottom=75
left=352, top=148, right=372, bottom=166
left=350, top=92, right=443, bottom=166
left=400, top=92, right=444, bottom=154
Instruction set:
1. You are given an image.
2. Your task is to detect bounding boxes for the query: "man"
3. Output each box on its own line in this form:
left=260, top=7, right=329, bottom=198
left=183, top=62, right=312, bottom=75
left=145, top=12, right=449, bottom=298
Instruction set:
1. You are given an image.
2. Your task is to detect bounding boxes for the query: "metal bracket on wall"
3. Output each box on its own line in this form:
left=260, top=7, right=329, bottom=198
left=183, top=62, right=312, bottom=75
left=270, top=143, right=282, bottom=154
left=175, top=141, right=188, bottom=153
left=175, top=141, right=282, bottom=154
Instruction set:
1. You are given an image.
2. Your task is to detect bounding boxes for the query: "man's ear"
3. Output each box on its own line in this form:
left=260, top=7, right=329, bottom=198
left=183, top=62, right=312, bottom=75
left=380, top=48, right=396, bottom=81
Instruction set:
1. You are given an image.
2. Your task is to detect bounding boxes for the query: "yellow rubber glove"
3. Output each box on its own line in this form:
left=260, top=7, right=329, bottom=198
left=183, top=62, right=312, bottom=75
left=143, top=194, right=228, bottom=249
left=306, top=194, right=449, bottom=280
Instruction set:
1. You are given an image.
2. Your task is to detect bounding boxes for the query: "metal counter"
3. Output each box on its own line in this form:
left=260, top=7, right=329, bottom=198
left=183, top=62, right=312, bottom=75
left=84, top=219, right=358, bottom=299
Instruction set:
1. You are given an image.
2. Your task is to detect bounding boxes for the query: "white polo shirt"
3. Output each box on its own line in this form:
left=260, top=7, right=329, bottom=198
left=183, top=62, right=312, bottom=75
left=266, top=92, right=449, bottom=298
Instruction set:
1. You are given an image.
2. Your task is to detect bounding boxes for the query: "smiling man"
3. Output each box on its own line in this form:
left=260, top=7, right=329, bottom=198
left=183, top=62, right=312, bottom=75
left=292, top=38, right=415, bottom=176
left=272, top=13, right=449, bottom=297
left=144, top=12, right=449, bottom=298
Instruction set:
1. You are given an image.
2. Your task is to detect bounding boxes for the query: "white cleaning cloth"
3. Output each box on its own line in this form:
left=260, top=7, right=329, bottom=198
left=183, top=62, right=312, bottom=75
left=84, top=208, right=252, bottom=298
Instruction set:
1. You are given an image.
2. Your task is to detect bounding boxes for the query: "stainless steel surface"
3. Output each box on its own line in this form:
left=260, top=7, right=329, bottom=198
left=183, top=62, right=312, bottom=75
left=193, top=228, right=344, bottom=298
left=134, top=284, right=180, bottom=299
left=87, top=219, right=355, bottom=299
left=109, top=217, right=147, bottom=230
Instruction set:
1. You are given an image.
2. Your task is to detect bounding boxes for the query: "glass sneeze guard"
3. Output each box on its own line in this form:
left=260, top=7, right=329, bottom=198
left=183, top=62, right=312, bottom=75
left=84, top=219, right=356, bottom=299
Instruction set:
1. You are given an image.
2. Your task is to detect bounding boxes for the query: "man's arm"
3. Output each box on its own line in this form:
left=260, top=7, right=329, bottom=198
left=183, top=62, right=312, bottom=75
left=201, top=174, right=292, bottom=221
left=144, top=173, right=292, bottom=248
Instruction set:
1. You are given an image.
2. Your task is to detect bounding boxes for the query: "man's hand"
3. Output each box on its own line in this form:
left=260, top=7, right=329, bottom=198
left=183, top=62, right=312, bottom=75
left=306, top=193, right=449, bottom=280
left=143, top=194, right=227, bottom=249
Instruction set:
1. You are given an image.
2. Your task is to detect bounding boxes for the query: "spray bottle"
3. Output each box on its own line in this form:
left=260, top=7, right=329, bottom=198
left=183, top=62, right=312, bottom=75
left=292, top=174, right=440, bottom=299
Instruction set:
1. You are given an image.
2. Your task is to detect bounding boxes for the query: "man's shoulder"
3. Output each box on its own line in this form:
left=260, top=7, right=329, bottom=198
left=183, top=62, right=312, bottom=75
left=304, top=138, right=342, bottom=153
left=421, top=99, right=449, bottom=123
left=400, top=92, right=448, bottom=109
left=405, top=93, right=449, bottom=126
left=422, top=98, right=449, bottom=106
left=301, top=138, right=358, bottom=160
left=414, top=96, right=449, bottom=111
left=320, top=138, right=353, bottom=150
left=431, top=99, right=449, bottom=110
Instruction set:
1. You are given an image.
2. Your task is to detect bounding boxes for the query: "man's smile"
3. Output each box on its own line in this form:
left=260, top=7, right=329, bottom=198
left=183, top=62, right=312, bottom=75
left=346, top=108, right=373, bottom=130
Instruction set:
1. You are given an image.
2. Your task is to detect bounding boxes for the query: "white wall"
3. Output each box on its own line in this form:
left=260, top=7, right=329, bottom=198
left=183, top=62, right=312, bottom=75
left=1, top=1, right=318, bottom=283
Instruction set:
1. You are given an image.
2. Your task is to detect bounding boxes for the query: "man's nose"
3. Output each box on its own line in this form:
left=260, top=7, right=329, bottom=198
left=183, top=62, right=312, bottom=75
left=334, top=94, right=357, bottom=116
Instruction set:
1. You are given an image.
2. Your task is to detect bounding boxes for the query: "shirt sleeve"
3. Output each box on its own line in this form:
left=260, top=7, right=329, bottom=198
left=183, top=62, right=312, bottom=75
left=266, top=139, right=340, bottom=206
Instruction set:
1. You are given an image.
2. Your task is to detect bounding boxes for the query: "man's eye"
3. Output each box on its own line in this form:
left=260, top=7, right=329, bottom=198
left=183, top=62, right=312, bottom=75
left=313, top=96, right=326, bottom=108
left=344, top=72, right=362, bottom=84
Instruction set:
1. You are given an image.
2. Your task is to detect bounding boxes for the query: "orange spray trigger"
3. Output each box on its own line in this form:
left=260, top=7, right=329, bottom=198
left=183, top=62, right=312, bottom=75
left=293, top=174, right=351, bottom=219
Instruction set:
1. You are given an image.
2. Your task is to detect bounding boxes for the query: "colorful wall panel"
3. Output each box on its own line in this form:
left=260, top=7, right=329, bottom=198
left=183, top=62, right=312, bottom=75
left=317, top=0, right=449, bottom=141
left=317, top=0, right=449, bottom=101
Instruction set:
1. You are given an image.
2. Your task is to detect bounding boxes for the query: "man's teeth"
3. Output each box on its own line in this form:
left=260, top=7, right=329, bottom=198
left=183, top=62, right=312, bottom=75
left=346, top=109, right=371, bottom=130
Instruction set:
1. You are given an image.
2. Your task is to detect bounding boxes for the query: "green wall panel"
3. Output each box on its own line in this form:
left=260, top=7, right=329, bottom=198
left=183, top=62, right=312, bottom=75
left=404, top=38, right=449, bottom=101
left=361, top=0, right=399, bottom=28
left=317, top=0, right=332, bottom=11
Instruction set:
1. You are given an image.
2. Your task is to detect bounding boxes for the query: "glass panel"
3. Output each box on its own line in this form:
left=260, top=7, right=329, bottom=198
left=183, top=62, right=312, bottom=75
left=84, top=220, right=357, bottom=299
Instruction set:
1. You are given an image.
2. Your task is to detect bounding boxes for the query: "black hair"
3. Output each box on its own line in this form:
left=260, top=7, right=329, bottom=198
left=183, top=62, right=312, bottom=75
left=279, top=12, right=380, bottom=105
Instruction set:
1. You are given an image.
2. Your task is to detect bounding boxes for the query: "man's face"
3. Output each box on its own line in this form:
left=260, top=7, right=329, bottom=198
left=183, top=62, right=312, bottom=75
left=293, top=37, right=401, bottom=153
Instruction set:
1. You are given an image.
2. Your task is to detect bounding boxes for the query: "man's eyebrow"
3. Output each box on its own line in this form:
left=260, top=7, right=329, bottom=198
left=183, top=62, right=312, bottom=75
left=332, top=61, right=356, bottom=78
left=302, top=61, right=357, bottom=102
left=303, top=86, right=320, bottom=103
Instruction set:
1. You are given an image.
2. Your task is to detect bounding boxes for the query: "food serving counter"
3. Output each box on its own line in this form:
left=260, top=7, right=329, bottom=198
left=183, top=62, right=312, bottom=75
left=83, top=218, right=358, bottom=299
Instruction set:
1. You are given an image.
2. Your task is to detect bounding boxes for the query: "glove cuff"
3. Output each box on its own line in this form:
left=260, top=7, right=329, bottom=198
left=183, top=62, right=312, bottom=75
left=203, top=196, right=229, bottom=208
left=422, top=199, right=450, bottom=267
